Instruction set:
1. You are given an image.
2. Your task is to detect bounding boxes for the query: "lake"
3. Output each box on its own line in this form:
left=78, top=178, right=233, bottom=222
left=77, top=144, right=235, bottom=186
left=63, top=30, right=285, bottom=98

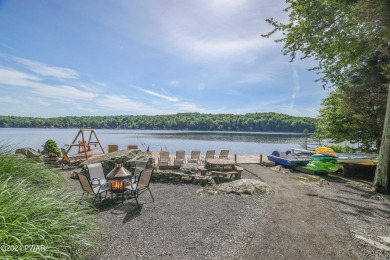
left=0, top=128, right=315, bottom=155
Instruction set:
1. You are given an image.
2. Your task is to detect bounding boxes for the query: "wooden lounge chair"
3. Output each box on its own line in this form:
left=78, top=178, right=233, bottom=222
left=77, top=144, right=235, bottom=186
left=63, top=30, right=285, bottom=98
left=188, top=150, right=201, bottom=164
left=127, top=145, right=138, bottom=150
left=108, top=145, right=119, bottom=153
left=59, top=148, right=83, bottom=168
left=158, top=151, right=171, bottom=166
left=202, top=150, right=215, bottom=164
left=174, top=150, right=186, bottom=166
left=218, top=150, right=230, bottom=159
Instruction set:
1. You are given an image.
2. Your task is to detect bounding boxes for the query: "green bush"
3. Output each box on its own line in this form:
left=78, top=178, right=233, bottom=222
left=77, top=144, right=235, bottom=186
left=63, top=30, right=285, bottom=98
left=328, top=144, right=354, bottom=153
left=0, top=144, right=98, bottom=259
left=42, top=139, right=61, bottom=157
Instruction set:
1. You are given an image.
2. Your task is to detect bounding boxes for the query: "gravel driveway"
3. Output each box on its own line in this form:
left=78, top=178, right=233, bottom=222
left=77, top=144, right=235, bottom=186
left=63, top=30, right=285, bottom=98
left=65, top=165, right=390, bottom=259
left=66, top=170, right=272, bottom=259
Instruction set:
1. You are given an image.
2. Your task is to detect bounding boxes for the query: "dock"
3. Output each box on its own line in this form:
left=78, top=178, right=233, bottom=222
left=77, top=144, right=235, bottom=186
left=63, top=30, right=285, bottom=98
left=150, top=152, right=269, bottom=164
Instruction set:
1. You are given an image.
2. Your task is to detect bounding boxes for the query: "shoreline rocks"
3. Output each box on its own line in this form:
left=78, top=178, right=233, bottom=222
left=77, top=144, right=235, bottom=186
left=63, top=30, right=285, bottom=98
left=197, top=179, right=272, bottom=196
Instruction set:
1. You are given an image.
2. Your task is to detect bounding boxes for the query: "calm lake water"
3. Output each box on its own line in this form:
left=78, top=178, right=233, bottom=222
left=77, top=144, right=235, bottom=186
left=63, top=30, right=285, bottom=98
left=0, top=128, right=313, bottom=155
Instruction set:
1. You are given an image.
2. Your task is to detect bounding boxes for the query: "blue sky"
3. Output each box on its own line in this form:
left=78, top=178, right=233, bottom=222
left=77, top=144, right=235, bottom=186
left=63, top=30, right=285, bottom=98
left=0, top=0, right=329, bottom=118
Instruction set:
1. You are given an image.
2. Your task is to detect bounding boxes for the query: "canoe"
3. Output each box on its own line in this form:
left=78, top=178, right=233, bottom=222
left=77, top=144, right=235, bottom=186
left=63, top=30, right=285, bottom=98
left=314, top=147, right=378, bottom=166
left=291, top=148, right=316, bottom=156
left=336, top=153, right=378, bottom=165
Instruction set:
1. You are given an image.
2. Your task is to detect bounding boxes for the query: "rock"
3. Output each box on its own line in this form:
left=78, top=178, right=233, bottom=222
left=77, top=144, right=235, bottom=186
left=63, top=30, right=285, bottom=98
left=180, top=163, right=199, bottom=174
left=262, top=161, right=276, bottom=167
left=290, top=175, right=329, bottom=187
left=270, top=165, right=291, bottom=174
left=79, top=150, right=153, bottom=176
left=15, top=147, right=44, bottom=162
left=182, top=175, right=193, bottom=182
left=197, top=179, right=272, bottom=196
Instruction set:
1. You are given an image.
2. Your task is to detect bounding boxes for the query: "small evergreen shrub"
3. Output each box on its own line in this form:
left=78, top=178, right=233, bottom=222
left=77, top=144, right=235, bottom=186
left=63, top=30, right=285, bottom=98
left=42, top=139, right=61, bottom=157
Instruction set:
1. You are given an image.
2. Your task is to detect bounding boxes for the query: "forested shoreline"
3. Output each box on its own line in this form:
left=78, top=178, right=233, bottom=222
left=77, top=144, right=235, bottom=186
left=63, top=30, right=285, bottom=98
left=0, top=112, right=316, bottom=132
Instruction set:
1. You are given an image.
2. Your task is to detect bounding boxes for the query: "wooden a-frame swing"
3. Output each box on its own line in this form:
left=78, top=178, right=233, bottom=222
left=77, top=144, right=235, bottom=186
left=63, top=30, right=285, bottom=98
left=64, top=129, right=105, bottom=160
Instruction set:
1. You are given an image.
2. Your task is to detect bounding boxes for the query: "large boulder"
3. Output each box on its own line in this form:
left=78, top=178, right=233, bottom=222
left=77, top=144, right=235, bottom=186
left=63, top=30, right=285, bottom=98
left=197, top=179, right=272, bottom=196
left=15, top=147, right=44, bottom=163
left=180, top=163, right=199, bottom=174
left=78, top=150, right=153, bottom=176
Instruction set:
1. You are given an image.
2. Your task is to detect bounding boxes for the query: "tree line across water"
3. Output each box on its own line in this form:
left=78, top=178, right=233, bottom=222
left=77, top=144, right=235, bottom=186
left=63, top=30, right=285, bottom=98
left=0, top=112, right=316, bottom=133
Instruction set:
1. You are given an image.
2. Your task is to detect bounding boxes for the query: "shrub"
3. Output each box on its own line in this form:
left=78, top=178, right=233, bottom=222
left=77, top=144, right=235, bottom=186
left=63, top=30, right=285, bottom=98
left=328, top=144, right=354, bottom=153
left=0, top=144, right=98, bottom=259
left=42, top=139, right=61, bottom=157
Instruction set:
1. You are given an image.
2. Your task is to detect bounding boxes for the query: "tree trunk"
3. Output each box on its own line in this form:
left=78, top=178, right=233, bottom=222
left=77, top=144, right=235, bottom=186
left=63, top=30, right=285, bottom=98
left=373, top=84, right=390, bottom=194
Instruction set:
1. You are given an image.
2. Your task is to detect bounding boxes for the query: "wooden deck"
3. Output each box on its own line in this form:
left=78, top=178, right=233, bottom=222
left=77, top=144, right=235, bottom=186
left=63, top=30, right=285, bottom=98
left=150, top=152, right=269, bottom=165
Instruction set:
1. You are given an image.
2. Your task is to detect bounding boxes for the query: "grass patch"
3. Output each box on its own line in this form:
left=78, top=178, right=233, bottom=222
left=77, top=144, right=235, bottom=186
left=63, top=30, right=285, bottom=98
left=0, top=143, right=99, bottom=259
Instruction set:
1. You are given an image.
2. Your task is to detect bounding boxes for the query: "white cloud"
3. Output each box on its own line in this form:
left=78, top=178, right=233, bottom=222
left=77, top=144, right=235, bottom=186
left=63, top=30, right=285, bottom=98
left=138, top=87, right=179, bottom=102
left=172, top=102, right=207, bottom=113
left=28, top=97, right=51, bottom=106
left=168, top=80, right=180, bottom=87
left=13, top=57, right=79, bottom=79
left=31, top=84, right=97, bottom=101
left=0, top=96, right=23, bottom=105
left=0, top=66, right=97, bottom=104
left=96, top=95, right=160, bottom=114
left=0, top=67, right=41, bottom=85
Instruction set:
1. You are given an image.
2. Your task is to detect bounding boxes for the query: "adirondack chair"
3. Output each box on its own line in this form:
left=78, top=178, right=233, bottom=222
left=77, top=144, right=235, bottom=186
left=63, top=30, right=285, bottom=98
left=188, top=150, right=201, bottom=164
left=202, top=150, right=216, bottom=164
left=174, top=150, right=186, bottom=165
left=218, top=150, right=230, bottom=159
left=158, top=151, right=171, bottom=166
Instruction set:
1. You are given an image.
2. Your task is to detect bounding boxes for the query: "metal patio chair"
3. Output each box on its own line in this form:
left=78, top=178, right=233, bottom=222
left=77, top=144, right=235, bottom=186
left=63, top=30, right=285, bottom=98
left=87, top=163, right=108, bottom=186
left=77, top=173, right=109, bottom=204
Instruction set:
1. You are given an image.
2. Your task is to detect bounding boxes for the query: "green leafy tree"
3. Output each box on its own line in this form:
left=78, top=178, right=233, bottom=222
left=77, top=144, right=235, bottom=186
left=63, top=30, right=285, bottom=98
left=0, top=113, right=317, bottom=133
left=316, top=54, right=388, bottom=151
left=42, top=139, right=61, bottom=157
left=263, top=0, right=390, bottom=193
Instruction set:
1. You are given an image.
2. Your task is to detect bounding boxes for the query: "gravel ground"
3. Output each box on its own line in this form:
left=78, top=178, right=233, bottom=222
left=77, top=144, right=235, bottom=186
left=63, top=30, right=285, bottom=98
left=306, top=174, right=390, bottom=260
left=65, top=170, right=272, bottom=259
left=64, top=166, right=390, bottom=259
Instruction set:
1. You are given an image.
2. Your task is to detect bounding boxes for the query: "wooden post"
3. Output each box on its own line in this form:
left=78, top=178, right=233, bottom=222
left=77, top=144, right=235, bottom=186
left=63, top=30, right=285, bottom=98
left=260, top=154, right=263, bottom=165
left=234, top=154, right=237, bottom=163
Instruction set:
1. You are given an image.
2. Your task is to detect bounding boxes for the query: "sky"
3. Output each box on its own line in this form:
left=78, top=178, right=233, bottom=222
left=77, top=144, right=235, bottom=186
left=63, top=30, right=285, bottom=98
left=0, top=0, right=330, bottom=118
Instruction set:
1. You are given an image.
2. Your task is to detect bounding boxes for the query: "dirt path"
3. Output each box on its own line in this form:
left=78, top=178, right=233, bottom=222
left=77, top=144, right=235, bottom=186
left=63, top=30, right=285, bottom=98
left=242, top=164, right=362, bottom=259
